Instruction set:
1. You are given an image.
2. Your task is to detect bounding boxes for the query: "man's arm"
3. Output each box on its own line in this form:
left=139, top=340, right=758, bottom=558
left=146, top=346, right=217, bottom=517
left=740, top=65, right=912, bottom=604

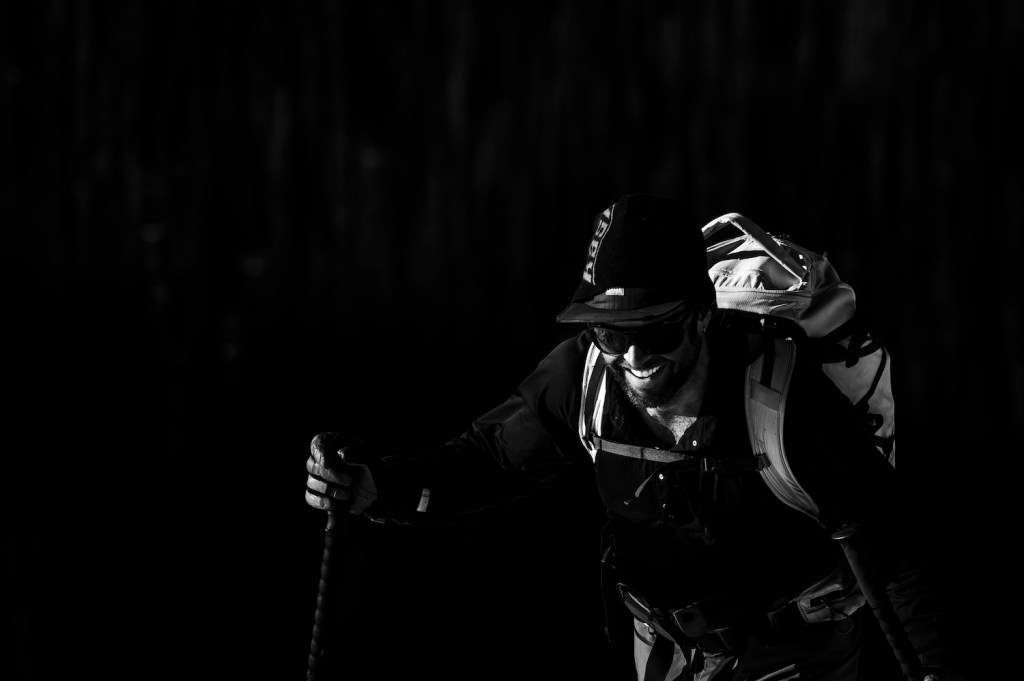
left=393, top=333, right=594, bottom=521
left=306, top=333, right=593, bottom=524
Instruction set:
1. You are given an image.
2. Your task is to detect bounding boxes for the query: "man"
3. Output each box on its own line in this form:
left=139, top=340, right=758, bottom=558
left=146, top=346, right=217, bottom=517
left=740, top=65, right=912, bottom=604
left=305, top=194, right=964, bottom=680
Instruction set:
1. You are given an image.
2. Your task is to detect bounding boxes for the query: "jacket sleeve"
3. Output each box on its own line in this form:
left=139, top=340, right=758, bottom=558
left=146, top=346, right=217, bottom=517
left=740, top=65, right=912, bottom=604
left=375, top=333, right=594, bottom=524
left=783, top=352, right=958, bottom=671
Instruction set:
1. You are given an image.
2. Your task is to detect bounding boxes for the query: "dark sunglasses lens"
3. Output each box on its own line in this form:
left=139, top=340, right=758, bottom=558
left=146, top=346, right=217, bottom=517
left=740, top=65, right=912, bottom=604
left=641, top=325, right=686, bottom=353
left=592, top=324, right=685, bottom=355
left=593, top=327, right=629, bottom=354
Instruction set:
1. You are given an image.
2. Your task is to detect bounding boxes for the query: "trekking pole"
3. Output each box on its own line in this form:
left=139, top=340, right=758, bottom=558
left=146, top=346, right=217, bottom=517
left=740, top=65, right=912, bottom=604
left=832, top=523, right=923, bottom=681
left=306, top=510, right=348, bottom=681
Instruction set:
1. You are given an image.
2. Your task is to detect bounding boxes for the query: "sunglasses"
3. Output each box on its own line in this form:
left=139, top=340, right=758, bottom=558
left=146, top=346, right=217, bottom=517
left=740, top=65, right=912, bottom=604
left=588, top=312, right=696, bottom=356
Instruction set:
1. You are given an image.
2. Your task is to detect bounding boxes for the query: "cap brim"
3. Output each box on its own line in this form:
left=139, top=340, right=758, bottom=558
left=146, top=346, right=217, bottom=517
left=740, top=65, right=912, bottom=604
left=555, top=299, right=688, bottom=324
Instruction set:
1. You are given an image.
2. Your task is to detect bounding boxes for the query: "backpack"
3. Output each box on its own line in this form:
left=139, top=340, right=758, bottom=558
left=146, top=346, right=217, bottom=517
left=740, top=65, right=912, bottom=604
left=577, top=212, right=896, bottom=522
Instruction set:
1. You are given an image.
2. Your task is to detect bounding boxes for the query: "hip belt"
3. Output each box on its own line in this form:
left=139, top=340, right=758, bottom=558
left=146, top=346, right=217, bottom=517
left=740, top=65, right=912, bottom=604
left=616, top=580, right=854, bottom=655
left=616, top=583, right=751, bottom=654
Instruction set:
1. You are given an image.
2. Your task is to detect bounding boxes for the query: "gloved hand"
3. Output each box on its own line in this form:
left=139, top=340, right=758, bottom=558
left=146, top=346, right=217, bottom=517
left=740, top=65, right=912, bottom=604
left=305, top=432, right=380, bottom=516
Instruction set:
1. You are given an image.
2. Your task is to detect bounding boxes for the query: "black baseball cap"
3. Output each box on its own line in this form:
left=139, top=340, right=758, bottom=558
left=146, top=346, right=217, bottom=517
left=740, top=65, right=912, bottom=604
left=556, top=193, right=715, bottom=324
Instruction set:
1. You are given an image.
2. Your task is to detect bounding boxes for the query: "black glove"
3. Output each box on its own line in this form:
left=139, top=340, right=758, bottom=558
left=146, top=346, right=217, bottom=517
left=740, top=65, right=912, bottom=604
left=304, top=432, right=381, bottom=516
left=305, top=432, right=425, bottom=521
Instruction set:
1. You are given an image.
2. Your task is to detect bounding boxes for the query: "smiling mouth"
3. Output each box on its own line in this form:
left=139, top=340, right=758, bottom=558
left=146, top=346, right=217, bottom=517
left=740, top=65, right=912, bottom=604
left=625, top=364, right=663, bottom=380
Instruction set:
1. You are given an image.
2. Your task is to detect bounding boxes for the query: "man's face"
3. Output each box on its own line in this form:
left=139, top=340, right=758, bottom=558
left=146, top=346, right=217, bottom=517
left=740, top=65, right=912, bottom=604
left=597, top=312, right=706, bottom=410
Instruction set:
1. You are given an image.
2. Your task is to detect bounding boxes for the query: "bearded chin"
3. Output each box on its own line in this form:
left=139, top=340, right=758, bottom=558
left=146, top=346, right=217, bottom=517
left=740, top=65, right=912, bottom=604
left=608, top=362, right=690, bottom=410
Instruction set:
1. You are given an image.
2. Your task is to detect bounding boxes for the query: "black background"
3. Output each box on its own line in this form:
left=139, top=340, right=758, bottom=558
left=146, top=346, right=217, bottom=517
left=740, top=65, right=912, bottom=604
left=3, top=2, right=1019, bottom=680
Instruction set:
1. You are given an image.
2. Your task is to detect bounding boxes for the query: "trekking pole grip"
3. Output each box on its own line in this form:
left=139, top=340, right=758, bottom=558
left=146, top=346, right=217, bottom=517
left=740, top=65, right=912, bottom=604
left=832, top=523, right=923, bottom=681
left=307, top=511, right=346, bottom=681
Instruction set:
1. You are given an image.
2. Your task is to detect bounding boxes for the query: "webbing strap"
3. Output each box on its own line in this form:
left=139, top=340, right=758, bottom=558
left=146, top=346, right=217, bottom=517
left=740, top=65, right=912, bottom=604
left=870, top=432, right=896, bottom=460
left=853, top=346, right=887, bottom=413
left=593, top=436, right=694, bottom=463
left=643, top=634, right=677, bottom=681
left=595, top=436, right=771, bottom=474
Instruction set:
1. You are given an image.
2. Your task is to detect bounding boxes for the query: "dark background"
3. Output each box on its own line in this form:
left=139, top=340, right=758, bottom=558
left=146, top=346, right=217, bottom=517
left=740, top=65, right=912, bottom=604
left=3, top=1, right=1019, bottom=680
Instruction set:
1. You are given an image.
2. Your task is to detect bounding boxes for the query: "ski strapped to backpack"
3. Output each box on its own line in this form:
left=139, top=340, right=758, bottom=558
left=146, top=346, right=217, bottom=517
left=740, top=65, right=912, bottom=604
left=577, top=212, right=896, bottom=522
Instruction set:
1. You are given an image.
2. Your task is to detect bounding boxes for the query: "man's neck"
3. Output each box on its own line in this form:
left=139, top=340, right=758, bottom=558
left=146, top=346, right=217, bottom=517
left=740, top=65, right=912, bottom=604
left=642, top=338, right=711, bottom=444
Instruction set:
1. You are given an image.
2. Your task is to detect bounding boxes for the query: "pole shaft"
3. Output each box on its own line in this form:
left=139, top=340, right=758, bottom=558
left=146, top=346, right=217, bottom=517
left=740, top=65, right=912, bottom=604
left=832, top=523, right=922, bottom=681
left=307, top=512, right=340, bottom=681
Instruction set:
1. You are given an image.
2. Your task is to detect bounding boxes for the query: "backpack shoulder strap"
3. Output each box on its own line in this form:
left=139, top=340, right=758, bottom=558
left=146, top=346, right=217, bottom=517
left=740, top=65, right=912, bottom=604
left=579, top=342, right=606, bottom=461
left=746, top=336, right=821, bottom=521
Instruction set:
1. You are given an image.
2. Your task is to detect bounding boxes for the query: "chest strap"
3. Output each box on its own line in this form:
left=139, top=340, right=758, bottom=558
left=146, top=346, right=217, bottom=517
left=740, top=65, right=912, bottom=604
left=594, top=435, right=770, bottom=472
left=594, top=436, right=692, bottom=463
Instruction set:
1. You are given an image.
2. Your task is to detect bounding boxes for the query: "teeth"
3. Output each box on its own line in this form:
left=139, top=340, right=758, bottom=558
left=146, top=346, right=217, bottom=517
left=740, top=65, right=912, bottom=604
left=627, top=365, right=662, bottom=379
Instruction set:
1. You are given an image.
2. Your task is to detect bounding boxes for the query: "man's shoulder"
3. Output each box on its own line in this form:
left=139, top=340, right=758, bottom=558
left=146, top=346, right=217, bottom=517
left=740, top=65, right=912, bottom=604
left=706, top=327, right=760, bottom=380
left=511, top=331, right=591, bottom=414
left=534, top=331, right=591, bottom=382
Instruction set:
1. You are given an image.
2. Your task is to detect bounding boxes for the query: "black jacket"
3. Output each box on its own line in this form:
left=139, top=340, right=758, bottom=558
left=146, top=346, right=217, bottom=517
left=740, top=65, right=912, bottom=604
left=376, top=327, right=951, bottom=668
